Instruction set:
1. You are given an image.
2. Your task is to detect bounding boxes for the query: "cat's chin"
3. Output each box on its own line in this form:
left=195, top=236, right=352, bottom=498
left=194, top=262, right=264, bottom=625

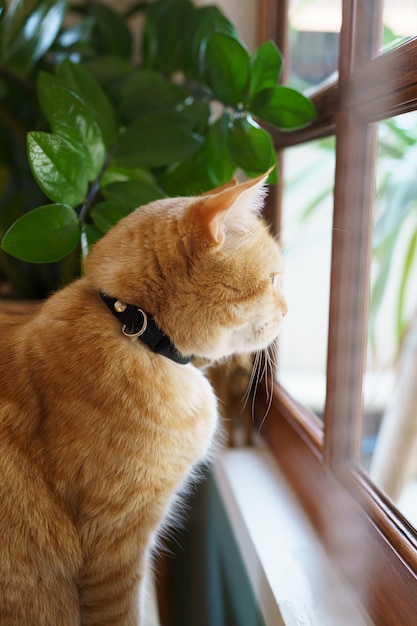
left=192, top=339, right=279, bottom=362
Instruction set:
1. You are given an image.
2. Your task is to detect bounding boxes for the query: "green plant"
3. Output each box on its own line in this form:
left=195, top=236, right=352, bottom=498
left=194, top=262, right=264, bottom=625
left=0, top=0, right=315, bottom=299
left=286, top=114, right=417, bottom=357
left=369, top=115, right=417, bottom=348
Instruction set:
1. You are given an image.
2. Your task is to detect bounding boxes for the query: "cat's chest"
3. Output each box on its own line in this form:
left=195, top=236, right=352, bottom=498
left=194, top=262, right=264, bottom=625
left=56, top=354, right=218, bottom=490
left=77, top=359, right=217, bottom=524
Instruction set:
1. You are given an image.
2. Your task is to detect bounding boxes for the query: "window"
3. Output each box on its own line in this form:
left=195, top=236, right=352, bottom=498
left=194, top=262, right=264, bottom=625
left=258, top=1, right=417, bottom=623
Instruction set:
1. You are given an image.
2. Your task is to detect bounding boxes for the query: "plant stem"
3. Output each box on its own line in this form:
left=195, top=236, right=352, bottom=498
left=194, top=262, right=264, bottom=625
left=78, top=147, right=115, bottom=223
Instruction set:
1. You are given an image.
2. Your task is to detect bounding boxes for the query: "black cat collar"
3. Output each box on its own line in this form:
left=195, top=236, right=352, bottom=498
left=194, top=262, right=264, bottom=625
left=99, top=292, right=191, bottom=365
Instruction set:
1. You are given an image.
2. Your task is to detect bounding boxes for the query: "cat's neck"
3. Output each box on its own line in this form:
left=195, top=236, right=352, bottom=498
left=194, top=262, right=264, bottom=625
left=99, top=292, right=191, bottom=365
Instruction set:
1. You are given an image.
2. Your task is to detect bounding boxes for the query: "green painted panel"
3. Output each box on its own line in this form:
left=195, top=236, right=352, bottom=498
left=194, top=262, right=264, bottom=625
left=171, top=472, right=265, bottom=626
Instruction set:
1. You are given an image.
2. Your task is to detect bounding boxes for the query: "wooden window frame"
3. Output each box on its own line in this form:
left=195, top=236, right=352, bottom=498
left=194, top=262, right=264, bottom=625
left=257, top=1, right=417, bottom=624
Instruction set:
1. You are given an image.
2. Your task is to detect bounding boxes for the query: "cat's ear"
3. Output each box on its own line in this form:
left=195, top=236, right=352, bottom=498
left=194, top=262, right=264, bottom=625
left=202, top=178, right=238, bottom=195
left=191, top=169, right=271, bottom=248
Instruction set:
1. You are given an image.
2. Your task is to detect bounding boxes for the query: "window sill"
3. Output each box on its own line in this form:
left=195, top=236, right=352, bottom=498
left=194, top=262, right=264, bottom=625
left=212, top=446, right=372, bottom=626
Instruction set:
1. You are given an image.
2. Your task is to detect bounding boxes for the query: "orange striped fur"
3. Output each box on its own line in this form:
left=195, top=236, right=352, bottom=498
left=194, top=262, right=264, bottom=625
left=0, top=173, right=286, bottom=625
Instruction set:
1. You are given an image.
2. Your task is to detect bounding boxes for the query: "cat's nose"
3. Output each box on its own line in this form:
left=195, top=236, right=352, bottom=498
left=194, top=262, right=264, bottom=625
left=280, top=297, right=288, bottom=317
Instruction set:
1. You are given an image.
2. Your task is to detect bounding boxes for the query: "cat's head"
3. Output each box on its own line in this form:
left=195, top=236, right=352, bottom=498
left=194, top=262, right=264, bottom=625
left=84, top=172, right=287, bottom=360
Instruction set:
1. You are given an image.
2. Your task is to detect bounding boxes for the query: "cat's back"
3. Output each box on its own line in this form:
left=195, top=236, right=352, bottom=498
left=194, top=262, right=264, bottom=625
left=0, top=300, right=41, bottom=400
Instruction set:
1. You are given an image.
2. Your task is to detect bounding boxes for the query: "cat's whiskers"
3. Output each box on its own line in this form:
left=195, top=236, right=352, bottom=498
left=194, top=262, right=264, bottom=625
left=240, top=343, right=278, bottom=435
left=256, top=345, right=276, bottom=434
left=242, top=350, right=261, bottom=412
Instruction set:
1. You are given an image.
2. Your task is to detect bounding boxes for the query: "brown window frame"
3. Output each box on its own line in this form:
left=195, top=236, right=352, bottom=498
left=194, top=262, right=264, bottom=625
left=257, top=1, right=417, bottom=624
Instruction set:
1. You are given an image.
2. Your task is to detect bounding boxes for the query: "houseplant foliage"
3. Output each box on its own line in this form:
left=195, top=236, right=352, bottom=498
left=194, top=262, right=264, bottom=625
left=0, top=0, right=315, bottom=298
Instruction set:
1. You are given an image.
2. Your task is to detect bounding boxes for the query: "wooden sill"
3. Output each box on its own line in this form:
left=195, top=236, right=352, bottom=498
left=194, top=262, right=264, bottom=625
left=213, top=446, right=371, bottom=626
left=260, top=384, right=417, bottom=626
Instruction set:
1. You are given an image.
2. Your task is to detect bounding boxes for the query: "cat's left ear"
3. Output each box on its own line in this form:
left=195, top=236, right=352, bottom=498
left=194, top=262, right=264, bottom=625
left=202, top=178, right=238, bottom=195
left=185, top=169, right=272, bottom=251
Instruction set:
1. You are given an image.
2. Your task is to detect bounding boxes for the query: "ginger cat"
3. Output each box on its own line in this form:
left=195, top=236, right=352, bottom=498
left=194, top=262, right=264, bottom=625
left=0, top=172, right=287, bottom=625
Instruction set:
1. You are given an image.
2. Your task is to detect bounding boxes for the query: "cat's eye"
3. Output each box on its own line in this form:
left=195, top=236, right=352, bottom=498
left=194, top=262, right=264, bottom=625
left=270, top=273, right=277, bottom=285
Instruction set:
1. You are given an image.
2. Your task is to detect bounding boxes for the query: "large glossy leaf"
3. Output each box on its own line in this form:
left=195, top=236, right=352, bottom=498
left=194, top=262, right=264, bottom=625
left=1, top=203, right=79, bottom=263
left=83, top=55, right=134, bottom=89
left=118, top=70, right=188, bottom=122
left=90, top=201, right=133, bottom=234
left=55, top=60, right=117, bottom=148
left=227, top=116, right=275, bottom=174
left=142, top=0, right=194, bottom=73
left=1, top=0, right=67, bottom=74
left=179, top=99, right=211, bottom=135
left=250, top=85, right=316, bottom=130
left=248, top=41, right=283, bottom=102
left=102, top=180, right=164, bottom=208
left=100, top=165, right=157, bottom=187
left=27, top=132, right=88, bottom=207
left=203, top=32, right=250, bottom=106
left=38, top=74, right=106, bottom=180
left=113, top=113, right=203, bottom=168
left=185, top=5, right=238, bottom=79
left=204, top=114, right=235, bottom=186
left=159, top=148, right=216, bottom=196
left=89, top=2, right=132, bottom=58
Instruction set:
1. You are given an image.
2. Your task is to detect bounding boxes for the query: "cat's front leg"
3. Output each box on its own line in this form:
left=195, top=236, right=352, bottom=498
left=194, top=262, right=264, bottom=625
left=78, top=538, right=145, bottom=626
left=78, top=556, right=143, bottom=626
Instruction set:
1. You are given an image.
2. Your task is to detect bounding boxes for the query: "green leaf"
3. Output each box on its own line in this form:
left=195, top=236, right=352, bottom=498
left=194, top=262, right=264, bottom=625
left=118, top=70, right=188, bottom=122
left=204, top=114, right=235, bottom=186
left=369, top=233, right=397, bottom=334
left=90, top=201, right=133, bottom=233
left=27, top=132, right=88, bottom=207
left=248, top=40, right=283, bottom=102
left=250, top=86, right=316, bottom=130
left=1, top=203, right=79, bottom=263
left=159, top=148, right=216, bottom=196
left=55, top=60, right=117, bottom=148
left=374, top=143, right=417, bottom=248
left=203, top=32, right=250, bottom=106
left=142, top=0, right=195, bottom=73
left=102, top=180, right=164, bottom=208
left=89, top=2, right=132, bottom=58
left=186, top=5, right=238, bottom=79
left=179, top=99, right=211, bottom=135
left=396, top=227, right=417, bottom=341
left=227, top=116, right=275, bottom=173
left=55, top=15, right=94, bottom=48
left=38, top=73, right=106, bottom=180
left=1, top=0, right=67, bottom=74
left=113, top=113, right=203, bottom=168
left=100, top=165, right=157, bottom=187
left=83, top=55, right=134, bottom=88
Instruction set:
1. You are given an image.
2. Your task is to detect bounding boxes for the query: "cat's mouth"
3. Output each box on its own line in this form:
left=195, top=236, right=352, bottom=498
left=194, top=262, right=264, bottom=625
left=219, top=318, right=282, bottom=357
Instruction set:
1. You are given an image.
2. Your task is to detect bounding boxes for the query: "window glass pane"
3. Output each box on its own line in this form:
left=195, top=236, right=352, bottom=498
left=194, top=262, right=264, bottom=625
left=383, top=0, right=417, bottom=52
left=361, top=112, right=417, bottom=529
left=288, top=0, right=341, bottom=90
left=278, top=138, right=335, bottom=418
